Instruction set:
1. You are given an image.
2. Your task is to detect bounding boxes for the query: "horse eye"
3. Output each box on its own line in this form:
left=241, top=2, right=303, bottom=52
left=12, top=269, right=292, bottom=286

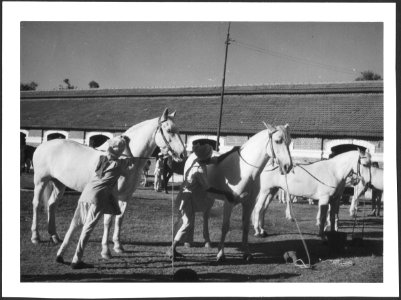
left=275, top=138, right=283, bottom=144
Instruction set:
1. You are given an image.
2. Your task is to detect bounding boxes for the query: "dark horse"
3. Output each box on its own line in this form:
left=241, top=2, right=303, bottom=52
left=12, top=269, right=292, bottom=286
left=20, top=145, right=36, bottom=174
left=163, top=156, right=187, bottom=193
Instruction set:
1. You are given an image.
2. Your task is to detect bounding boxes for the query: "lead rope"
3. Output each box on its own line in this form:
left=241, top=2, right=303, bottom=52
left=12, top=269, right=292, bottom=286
left=284, top=174, right=313, bottom=269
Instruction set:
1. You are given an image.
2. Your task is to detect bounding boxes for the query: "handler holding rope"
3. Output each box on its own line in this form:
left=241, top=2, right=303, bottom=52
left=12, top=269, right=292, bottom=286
left=56, top=136, right=137, bottom=269
left=168, top=143, right=238, bottom=260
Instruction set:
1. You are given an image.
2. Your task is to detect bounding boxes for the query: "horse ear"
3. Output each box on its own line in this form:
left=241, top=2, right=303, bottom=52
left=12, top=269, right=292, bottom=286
left=284, top=123, right=289, bottom=129
left=160, top=108, right=169, bottom=123
left=169, top=111, right=176, bottom=118
left=262, top=121, right=275, bottom=132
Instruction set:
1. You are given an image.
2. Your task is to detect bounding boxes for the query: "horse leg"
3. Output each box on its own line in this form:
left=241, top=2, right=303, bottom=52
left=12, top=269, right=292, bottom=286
left=112, top=200, right=127, bottom=253
left=202, top=207, right=212, bottom=248
left=216, top=202, right=234, bottom=262
left=47, top=179, right=65, bottom=244
left=101, top=214, right=114, bottom=259
left=285, top=192, right=294, bottom=220
left=31, top=180, right=48, bottom=244
left=241, top=201, right=254, bottom=262
left=317, top=198, right=329, bottom=238
left=330, top=198, right=340, bottom=231
left=56, top=204, right=84, bottom=261
left=252, top=192, right=266, bottom=237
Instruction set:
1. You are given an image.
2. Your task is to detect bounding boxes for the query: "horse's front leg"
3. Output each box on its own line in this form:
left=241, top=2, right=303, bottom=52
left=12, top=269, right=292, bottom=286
left=112, top=200, right=128, bottom=253
left=241, top=200, right=254, bottom=262
left=101, top=213, right=114, bottom=259
left=330, top=197, right=340, bottom=232
left=216, top=202, right=234, bottom=262
left=252, top=190, right=271, bottom=237
left=317, top=198, right=329, bottom=239
left=202, top=206, right=212, bottom=248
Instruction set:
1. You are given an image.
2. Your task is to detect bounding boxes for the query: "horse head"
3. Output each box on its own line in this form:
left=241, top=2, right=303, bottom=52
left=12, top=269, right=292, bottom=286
left=263, top=122, right=293, bottom=174
left=359, top=148, right=372, bottom=167
left=154, top=108, right=187, bottom=162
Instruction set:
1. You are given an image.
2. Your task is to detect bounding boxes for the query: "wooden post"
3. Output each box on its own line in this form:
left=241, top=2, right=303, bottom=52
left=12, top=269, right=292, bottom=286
left=216, top=22, right=231, bottom=152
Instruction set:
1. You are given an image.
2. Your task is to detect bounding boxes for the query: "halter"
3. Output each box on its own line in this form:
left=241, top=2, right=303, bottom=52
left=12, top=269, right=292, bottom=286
left=237, top=127, right=278, bottom=169
left=156, top=118, right=184, bottom=159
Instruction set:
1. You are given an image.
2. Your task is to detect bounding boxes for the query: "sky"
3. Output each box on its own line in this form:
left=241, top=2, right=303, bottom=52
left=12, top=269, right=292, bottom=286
left=20, top=22, right=383, bottom=90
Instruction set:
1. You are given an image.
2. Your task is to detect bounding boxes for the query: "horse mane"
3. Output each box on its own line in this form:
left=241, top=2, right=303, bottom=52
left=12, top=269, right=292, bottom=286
left=215, top=146, right=240, bottom=165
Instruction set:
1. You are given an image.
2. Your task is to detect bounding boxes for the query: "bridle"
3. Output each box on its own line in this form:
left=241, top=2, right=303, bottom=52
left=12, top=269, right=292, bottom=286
left=156, top=119, right=185, bottom=159
left=238, top=127, right=279, bottom=169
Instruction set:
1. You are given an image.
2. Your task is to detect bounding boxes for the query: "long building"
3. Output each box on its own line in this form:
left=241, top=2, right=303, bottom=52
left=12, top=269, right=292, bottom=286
left=20, top=81, right=383, bottom=164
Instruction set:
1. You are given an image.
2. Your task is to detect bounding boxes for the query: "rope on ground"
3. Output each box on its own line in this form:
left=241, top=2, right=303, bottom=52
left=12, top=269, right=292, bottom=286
left=285, top=174, right=313, bottom=269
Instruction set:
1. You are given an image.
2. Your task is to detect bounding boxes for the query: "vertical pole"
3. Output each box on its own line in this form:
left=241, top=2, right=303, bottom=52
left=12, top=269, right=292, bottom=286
left=216, top=22, right=231, bottom=152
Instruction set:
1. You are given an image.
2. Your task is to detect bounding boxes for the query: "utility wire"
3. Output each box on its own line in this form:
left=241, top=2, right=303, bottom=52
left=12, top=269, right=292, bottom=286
left=231, top=39, right=358, bottom=75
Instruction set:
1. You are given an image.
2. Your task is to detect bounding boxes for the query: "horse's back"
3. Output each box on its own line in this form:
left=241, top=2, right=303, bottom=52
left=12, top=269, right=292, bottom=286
left=33, top=139, right=101, bottom=191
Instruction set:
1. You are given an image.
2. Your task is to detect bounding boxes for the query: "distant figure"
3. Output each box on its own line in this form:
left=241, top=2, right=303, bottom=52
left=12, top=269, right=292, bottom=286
left=154, top=153, right=164, bottom=192
left=142, top=160, right=151, bottom=187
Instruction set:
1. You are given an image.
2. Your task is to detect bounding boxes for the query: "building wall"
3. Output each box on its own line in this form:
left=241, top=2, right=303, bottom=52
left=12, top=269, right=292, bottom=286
left=21, top=128, right=383, bottom=165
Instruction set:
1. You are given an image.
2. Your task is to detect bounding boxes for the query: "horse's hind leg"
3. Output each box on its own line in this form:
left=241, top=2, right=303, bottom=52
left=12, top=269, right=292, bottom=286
left=112, top=200, right=127, bottom=253
left=47, top=179, right=66, bottom=244
left=31, top=180, right=48, bottom=244
left=202, top=207, right=212, bottom=248
left=216, top=202, right=234, bottom=262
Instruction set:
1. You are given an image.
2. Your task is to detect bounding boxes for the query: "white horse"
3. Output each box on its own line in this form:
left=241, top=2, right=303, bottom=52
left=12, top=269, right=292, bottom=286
left=177, top=123, right=292, bottom=262
left=31, top=108, right=186, bottom=258
left=252, top=150, right=370, bottom=238
left=349, top=163, right=383, bottom=217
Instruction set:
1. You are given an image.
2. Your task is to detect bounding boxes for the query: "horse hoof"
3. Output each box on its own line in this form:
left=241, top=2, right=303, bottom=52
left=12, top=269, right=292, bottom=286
left=254, top=233, right=263, bottom=238
left=31, top=238, right=40, bottom=244
left=184, top=242, right=192, bottom=248
left=243, top=254, right=253, bottom=262
left=50, top=235, right=62, bottom=245
left=216, top=254, right=226, bottom=263
left=113, top=246, right=125, bottom=254
left=56, top=255, right=64, bottom=264
left=204, top=242, right=212, bottom=249
left=101, top=251, right=112, bottom=259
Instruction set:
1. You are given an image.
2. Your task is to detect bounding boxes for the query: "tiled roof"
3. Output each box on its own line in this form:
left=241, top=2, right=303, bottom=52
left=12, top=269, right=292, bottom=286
left=21, top=82, right=383, bottom=139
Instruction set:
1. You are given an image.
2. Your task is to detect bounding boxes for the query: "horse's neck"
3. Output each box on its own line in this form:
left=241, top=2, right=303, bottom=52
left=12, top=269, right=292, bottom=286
left=239, top=130, right=269, bottom=176
left=371, top=167, right=384, bottom=190
left=331, top=151, right=358, bottom=182
left=124, top=118, right=158, bottom=159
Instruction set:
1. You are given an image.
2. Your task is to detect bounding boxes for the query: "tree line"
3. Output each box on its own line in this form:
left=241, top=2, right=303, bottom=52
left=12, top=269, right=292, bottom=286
left=20, top=79, right=100, bottom=91
left=21, top=71, right=382, bottom=91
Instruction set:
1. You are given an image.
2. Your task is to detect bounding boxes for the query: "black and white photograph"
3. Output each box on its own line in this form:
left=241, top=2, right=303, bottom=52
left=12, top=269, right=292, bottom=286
left=3, top=2, right=398, bottom=298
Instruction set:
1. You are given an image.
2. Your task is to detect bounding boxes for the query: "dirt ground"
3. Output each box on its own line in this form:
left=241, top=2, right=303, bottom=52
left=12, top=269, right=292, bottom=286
left=20, top=173, right=383, bottom=282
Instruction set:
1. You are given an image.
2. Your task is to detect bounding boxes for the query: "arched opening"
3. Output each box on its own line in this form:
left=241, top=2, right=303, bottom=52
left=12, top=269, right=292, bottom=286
left=47, top=133, right=66, bottom=141
left=89, top=134, right=109, bottom=148
left=330, top=144, right=366, bottom=158
left=191, top=139, right=217, bottom=150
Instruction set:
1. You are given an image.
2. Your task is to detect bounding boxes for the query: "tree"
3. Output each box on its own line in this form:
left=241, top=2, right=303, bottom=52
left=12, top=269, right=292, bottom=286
left=89, top=80, right=100, bottom=88
left=59, top=78, right=76, bottom=90
left=355, top=71, right=382, bottom=81
left=20, top=81, right=38, bottom=91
